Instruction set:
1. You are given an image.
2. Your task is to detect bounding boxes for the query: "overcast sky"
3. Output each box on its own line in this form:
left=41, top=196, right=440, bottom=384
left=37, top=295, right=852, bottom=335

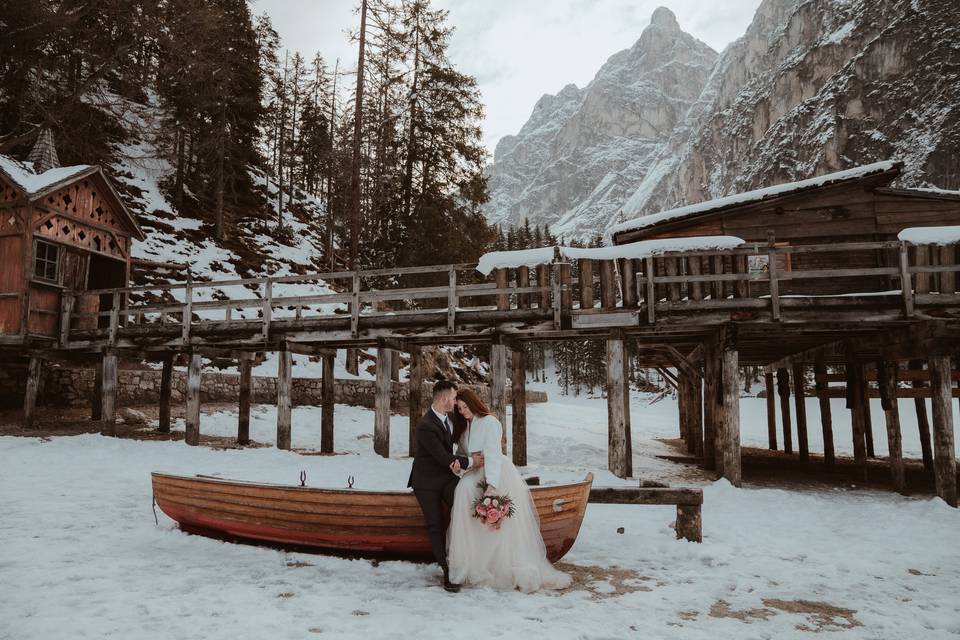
left=253, top=0, right=762, bottom=158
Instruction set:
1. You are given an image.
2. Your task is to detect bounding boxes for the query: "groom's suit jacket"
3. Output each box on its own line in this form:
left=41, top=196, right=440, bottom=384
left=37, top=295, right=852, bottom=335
left=407, top=409, right=469, bottom=491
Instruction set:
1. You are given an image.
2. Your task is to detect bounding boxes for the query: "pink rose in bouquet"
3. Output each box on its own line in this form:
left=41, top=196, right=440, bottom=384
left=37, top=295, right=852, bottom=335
left=471, top=482, right=515, bottom=531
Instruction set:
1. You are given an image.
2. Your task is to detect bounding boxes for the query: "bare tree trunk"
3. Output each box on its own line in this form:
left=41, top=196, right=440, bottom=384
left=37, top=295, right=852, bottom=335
left=348, top=0, right=368, bottom=270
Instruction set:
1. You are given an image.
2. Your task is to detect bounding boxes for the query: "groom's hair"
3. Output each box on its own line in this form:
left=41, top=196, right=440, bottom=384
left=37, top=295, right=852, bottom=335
left=432, top=379, right=457, bottom=398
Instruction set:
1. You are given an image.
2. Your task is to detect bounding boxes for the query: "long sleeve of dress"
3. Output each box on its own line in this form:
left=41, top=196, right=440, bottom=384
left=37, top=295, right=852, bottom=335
left=480, top=416, right=504, bottom=489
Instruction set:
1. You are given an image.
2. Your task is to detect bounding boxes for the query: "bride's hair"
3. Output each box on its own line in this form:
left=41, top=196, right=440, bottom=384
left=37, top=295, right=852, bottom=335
left=456, top=388, right=506, bottom=453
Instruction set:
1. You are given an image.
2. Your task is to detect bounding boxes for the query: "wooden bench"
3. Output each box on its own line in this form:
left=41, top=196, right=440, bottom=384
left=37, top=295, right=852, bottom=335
left=587, top=485, right=703, bottom=543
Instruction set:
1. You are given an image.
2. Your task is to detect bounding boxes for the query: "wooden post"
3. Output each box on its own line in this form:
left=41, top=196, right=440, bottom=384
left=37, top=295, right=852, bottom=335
left=101, top=352, right=118, bottom=437
left=664, top=258, right=680, bottom=302
left=511, top=348, right=527, bottom=466
left=899, top=242, right=915, bottom=316
left=621, top=259, right=638, bottom=307
left=599, top=260, right=616, bottom=309
left=490, top=343, right=508, bottom=434
left=276, top=348, right=292, bottom=450
left=321, top=353, right=335, bottom=454
left=578, top=259, right=593, bottom=310
left=768, top=235, right=781, bottom=320
left=702, top=340, right=718, bottom=471
left=560, top=262, right=573, bottom=314
left=408, top=347, right=423, bottom=457
left=928, top=355, right=957, bottom=507
left=847, top=362, right=868, bottom=472
left=719, top=339, right=741, bottom=487
left=517, top=265, right=530, bottom=309
left=374, top=346, right=391, bottom=458
left=776, top=367, right=793, bottom=454
left=792, top=363, right=809, bottom=463
left=814, top=360, right=834, bottom=465
left=877, top=361, right=906, bottom=494
left=675, top=504, right=702, bottom=543
left=764, top=372, right=777, bottom=450
left=910, top=359, right=934, bottom=472
left=185, top=352, right=201, bottom=445
left=495, top=267, right=509, bottom=311
left=864, top=387, right=876, bottom=458
left=688, top=256, right=703, bottom=302
left=536, top=264, right=550, bottom=309
left=24, top=357, right=42, bottom=429
left=915, top=245, right=931, bottom=294
left=390, top=349, right=401, bottom=381
left=940, top=244, right=956, bottom=293
left=91, top=358, right=103, bottom=421
left=689, top=373, right=703, bottom=457
left=159, top=353, right=173, bottom=434
left=237, top=353, right=251, bottom=445
left=606, top=336, right=631, bottom=478
left=678, top=371, right=689, bottom=442
left=645, top=256, right=656, bottom=324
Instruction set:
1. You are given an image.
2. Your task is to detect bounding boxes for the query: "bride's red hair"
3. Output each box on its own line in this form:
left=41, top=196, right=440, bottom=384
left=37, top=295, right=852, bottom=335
left=455, top=388, right=506, bottom=453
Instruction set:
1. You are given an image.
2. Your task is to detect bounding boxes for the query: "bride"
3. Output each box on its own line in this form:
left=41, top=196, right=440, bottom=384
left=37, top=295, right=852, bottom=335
left=447, top=388, right=571, bottom=592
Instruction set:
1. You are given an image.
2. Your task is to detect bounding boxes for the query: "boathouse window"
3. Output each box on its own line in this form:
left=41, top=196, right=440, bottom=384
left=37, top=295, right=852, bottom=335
left=34, top=240, right=60, bottom=282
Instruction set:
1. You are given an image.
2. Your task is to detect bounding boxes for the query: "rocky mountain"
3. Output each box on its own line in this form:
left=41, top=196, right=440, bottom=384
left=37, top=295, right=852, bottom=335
left=486, top=0, right=960, bottom=240
left=484, top=7, right=718, bottom=239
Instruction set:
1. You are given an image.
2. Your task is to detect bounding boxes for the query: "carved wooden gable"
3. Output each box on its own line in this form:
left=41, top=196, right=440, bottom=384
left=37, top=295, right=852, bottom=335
left=0, top=176, right=26, bottom=236
left=33, top=175, right=132, bottom=260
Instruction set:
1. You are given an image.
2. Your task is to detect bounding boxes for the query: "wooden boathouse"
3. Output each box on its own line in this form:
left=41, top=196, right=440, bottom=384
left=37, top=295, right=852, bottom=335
left=9, top=159, right=960, bottom=507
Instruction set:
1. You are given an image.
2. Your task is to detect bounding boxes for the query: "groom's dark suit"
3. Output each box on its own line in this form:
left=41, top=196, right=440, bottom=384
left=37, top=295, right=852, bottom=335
left=408, top=408, right=469, bottom=569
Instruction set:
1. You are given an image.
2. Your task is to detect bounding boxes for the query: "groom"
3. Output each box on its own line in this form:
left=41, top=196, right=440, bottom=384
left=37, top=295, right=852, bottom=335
left=408, top=380, right=482, bottom=592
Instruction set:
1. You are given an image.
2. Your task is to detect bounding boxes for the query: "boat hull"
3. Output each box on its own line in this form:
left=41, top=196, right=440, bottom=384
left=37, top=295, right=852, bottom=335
left=151, top=472, right=593, bottom=562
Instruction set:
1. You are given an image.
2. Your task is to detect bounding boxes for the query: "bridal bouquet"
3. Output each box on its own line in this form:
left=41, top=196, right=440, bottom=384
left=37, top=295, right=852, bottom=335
left=472, top=482, right=515, bottom=530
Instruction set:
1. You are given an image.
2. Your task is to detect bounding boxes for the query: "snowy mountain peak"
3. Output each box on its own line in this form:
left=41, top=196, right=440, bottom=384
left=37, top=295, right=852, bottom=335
left=650, top=6, right=679, bottom=29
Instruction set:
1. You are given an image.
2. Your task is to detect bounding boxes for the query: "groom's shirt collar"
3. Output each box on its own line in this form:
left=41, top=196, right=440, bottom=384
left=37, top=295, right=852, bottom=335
left=431, top=406, right=448, bottom=427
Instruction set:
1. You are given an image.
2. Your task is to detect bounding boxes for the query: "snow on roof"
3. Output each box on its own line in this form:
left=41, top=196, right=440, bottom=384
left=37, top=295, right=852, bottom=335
left=0, top=153, right=95, bottom=197
left=898, top=226, right=960, bottom=245
left=476, top=235, right=745, bottom=275
left=612, top=160, right=901, bottom=238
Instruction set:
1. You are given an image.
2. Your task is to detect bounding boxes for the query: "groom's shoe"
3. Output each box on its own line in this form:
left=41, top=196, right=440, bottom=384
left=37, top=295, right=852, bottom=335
left=441, top=564, right=461, bottom=593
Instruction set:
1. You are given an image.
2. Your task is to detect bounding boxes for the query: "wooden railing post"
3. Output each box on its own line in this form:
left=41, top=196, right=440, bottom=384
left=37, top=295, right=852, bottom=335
left=622, top=259, right=638, bottom=307
left=899, top=242, right=914, bottom=317
left=939, top=243, right=956, bottom=293
left=551, top=262, right=562, bottom=327
left=645, top=256, right=656, bottom=324
left=536, top=264, right=550, bottom=309
left=599, top=260, right=616, bottom=309
left=350, top=273, right=360, bottom=339
left=59, top=291, right=73, bottom=347
left=578, top=259, right=593, bottom=310
left=182, top=278, right=193, bottom=345
left=108, top=291, right=120, bottom=346
left=495, top=267, right=510, bottom=311
left=517, top=265, right=530, bottom=310
left=447, top=266, right=457, bottom=333
left=768, top=236, right=781, bottom=321
left=688, top=257, right=703, bottom=302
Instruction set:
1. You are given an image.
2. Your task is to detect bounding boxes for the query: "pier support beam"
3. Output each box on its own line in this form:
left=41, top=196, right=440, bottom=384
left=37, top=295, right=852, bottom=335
left=678, top=370, right=702, bottom=457
left=100, top=352, right=118, bottom=437
left=814, top=360, right=834, bottom=466
left=878, top=360, right=906, bottom=494
left=490, top=343, right=508, bottom=445
left=702, top=339, right=718, bottom=471
left=764, top=372, right=777, bottom=450
left=159, top=353, right=173, bottom=434
left=777, top=367, right=793, bottom=454
left=928, top=355, right=957, bottom=507
left=374, top=346, right=392, bottom=458
left=91, top=359, right=103, bottom=421
left=321, top=353, right=335, bottom=454
left=276, top=348, right=292, bottom=450
left=792, top=363, right=809, bottom=463
left=24, top=357, right=42, bottom=429
left=408, top=347, right=423, bottom=457
left=847, top=361, right=868, bottom=475
left=237, top=353, right=252, bottom=445
left=910, top=359, right=934, bottom=473
left=511, top=347, right=527, bottom=466
left=185, top=352, right=201, bottom=445
left=606, top=335, right=632, bottom=478
left=719, top=335, right=741, bottom=487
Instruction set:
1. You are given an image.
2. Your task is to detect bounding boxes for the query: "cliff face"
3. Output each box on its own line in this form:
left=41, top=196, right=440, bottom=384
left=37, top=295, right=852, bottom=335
left=486, top=0, right=960, bottom=240
left=621, top=0, right=960, bottom=225
left=484, top=7, right=717, bottom=239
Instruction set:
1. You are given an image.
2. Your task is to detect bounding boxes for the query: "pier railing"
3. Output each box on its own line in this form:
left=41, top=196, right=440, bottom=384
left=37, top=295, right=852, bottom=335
left=57, top=239, right=960, bottom=349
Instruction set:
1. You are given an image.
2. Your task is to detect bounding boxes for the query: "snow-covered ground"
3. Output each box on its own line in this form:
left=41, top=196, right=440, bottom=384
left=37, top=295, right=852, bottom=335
left=2, top=383, right=959, bottom=639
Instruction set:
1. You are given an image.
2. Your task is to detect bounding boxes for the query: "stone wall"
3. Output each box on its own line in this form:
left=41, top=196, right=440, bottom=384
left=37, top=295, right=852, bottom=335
left=39, top=365, right=547, bottom=414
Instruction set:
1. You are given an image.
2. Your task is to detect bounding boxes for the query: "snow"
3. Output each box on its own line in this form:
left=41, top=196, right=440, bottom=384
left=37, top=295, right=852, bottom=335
left=613, top=160, right=901, bottom=236
left=0, top=153, right=93, bottom=196
left=476, top=236, right=746, bottom=275
left=3, top=377, right=959, bottom=638
left=898, top=226, right=960, bottom=245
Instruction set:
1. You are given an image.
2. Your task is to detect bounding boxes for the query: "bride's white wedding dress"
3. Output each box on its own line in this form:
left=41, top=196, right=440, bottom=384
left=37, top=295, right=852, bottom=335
left=447, top=414, right=571, bottom=592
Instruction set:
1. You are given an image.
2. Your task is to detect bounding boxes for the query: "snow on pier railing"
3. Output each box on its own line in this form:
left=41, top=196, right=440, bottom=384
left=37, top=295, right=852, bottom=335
left=476, top=236, right=746, bottom=275
left=898, top=226, right=960, bottom=245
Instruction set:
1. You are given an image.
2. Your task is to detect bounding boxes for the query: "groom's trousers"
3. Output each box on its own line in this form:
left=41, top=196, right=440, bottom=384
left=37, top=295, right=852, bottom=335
left=413, top=477, right=458, bottom=567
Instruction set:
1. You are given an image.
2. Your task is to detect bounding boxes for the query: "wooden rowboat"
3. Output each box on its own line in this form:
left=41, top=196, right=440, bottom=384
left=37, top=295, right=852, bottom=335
left=152, top=472, right=593, bottom=562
